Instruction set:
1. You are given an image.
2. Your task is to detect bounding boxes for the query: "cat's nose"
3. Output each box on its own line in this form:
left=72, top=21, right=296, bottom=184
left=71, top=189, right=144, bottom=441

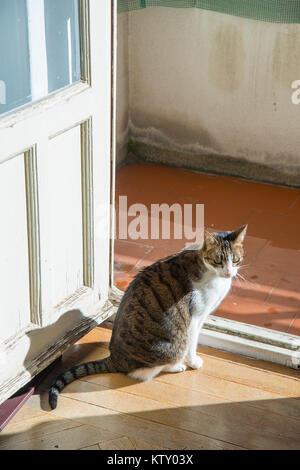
left=225, top=271, right=231, bottom=278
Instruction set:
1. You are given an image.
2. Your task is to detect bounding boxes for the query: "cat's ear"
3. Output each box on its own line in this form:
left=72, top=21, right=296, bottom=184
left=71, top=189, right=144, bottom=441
left=203, top=229, right=218, bottom=249
left=230, top=224, right=248, bottom=245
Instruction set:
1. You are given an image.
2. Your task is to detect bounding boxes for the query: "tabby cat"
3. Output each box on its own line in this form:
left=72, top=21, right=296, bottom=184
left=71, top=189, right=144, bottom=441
left=49, top=225, right=247, bottom=409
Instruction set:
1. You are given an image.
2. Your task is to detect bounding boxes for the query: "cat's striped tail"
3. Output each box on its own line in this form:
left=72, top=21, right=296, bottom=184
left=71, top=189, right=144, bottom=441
left=49, top=356, right=116, bottom=410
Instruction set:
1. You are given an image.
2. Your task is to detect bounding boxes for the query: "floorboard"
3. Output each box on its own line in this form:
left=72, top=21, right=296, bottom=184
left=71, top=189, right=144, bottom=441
left=0, top=327, right=299, bottom=450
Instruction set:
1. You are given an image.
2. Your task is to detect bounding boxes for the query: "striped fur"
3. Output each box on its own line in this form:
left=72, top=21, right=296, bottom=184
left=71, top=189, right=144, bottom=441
left=49, top=225, right=247, bottom=410
left=49, top=357, right=116, bottom=409
left=49, top=357, right=116, bottom=410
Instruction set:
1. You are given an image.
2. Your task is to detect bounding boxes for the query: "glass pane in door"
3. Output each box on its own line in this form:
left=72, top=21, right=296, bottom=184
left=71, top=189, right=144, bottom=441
left=44, top=0, right=81, bottom=94
left=0, top=0, right=81, bottom=117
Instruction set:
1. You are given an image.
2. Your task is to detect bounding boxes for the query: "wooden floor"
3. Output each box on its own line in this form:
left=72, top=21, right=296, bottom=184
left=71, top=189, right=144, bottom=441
left=0, top=327, right=299, bottom=450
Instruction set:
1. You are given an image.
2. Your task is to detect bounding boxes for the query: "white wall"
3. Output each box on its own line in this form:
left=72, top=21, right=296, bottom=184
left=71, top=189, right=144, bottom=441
left=116, top=12, right=129, bottom=167
left=117, top=8, right=300, bottom=184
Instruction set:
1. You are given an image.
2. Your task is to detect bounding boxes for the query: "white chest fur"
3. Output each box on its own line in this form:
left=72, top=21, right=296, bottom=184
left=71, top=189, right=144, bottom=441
left=191, top=275, right=232, bottom=317
left=184, top=274, right=232, bottom=371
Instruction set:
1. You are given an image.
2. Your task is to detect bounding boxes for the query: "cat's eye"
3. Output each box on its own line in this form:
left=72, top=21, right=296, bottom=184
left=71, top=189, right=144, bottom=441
left=214, top=256, right=222, bottom=265
left=233, top=255, right=240, bottom=264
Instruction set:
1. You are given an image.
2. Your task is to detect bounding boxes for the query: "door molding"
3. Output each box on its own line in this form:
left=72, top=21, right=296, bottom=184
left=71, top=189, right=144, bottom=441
left=79, top=0, right=91, bottom=85
left=0, top=82, right=90, bottom=133
left=81, top=118, right=94, bottom=289
left=24, top=146, right=42, bottom=327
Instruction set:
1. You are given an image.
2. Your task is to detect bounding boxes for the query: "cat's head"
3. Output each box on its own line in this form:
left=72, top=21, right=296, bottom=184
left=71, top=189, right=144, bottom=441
left=202, top=225, right=247, bottom=279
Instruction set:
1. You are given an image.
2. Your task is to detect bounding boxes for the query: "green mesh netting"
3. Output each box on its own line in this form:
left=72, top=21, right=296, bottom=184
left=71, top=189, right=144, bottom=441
left=118, top=0, right=300, bottom=23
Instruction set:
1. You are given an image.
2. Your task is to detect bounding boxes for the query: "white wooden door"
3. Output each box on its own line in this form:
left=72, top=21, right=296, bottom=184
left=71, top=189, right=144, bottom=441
left=0, top=0, right=114, bottom=404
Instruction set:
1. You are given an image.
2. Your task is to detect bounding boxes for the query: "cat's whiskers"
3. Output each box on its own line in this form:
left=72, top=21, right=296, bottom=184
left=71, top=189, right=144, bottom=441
left=236, top=272, right=247, bottom=282
left=236, top=271, right=260, bottom=288
left=235, top=273, right=247, bottom=286
left=238, top=264, right=251, bottom=270
left=234, top=274, right=242, bottom=288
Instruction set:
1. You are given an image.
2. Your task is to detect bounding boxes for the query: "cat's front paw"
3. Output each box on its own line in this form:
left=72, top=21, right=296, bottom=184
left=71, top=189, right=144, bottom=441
left=171, top=363, right=187, bottom=373
left=165, top=362, right=187, bottom=373
left=187, top=356, right=203, bottom=370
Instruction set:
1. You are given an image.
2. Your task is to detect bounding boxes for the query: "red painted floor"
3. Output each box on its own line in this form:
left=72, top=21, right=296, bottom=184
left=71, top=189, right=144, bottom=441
left=114, top=162, right=300, bottom=336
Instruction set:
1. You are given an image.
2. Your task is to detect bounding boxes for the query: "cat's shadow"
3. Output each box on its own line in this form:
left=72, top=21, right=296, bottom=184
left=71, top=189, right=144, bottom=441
left=20, top=308, right=101, bottom=412
left=32, top=335, right=144, bottom=412
left=34, top=336, right=185, bottom=412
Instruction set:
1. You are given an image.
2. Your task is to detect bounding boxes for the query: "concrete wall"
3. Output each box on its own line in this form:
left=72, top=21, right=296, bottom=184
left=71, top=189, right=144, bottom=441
left=116, top=12, right=129, bottom=167
left=117, top=7, right=300, bottom=186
